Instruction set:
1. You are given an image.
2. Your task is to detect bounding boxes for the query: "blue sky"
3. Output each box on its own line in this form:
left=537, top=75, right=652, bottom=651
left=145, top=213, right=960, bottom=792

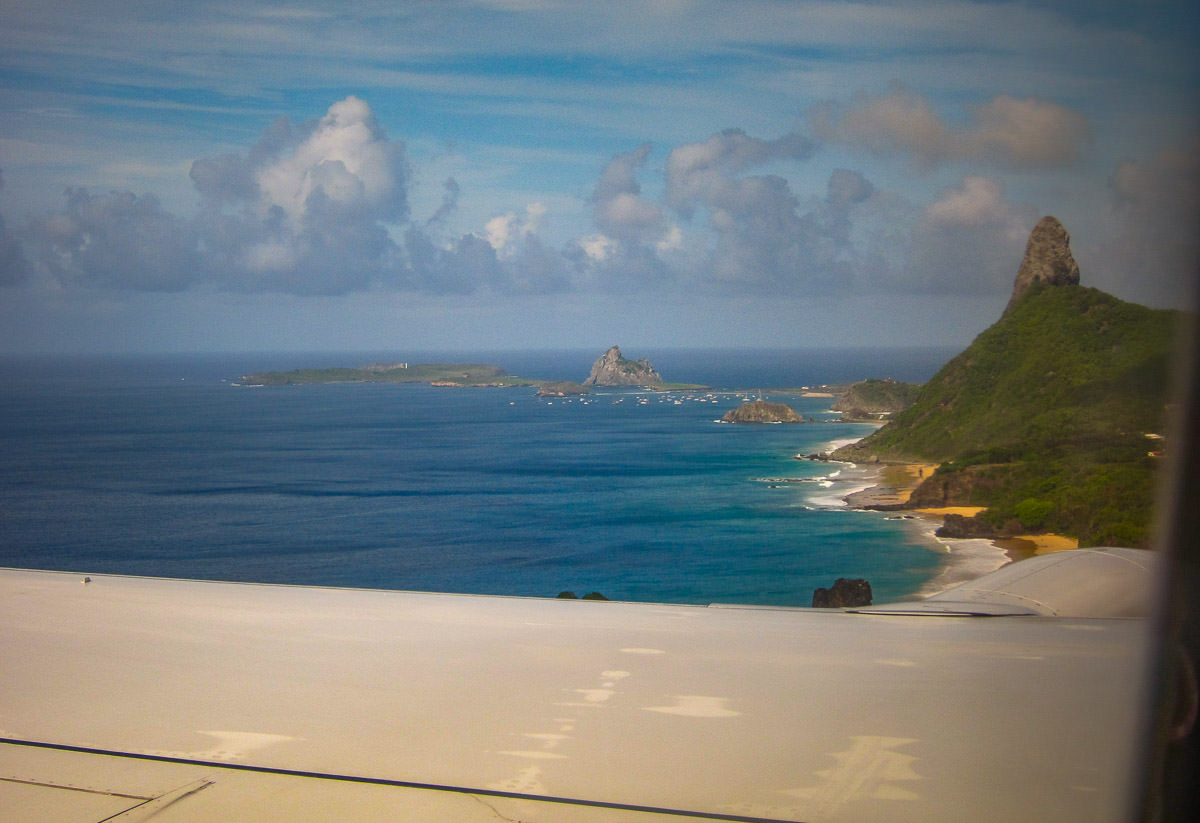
left=0, top=0, right=1196, bottom=353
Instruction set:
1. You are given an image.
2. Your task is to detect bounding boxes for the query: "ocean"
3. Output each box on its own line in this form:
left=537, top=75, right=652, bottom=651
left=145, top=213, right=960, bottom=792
left=0, top=347, right=997, bottom=607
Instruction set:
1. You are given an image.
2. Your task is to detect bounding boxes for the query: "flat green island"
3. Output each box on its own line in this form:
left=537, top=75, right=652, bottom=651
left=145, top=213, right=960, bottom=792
left=238, top=363, right=541, bottom=387
left=238, top=354, right=709, bottom=390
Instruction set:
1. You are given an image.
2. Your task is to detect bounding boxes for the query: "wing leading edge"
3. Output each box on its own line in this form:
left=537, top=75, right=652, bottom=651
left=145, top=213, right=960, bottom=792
left=0, top=553, right=1156, bottom=822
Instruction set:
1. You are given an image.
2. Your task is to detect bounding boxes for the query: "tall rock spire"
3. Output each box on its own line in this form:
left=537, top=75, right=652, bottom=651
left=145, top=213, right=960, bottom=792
left=1005, top=216, right=1080, bottom=313
left=583, top=346, right=664, bottom=387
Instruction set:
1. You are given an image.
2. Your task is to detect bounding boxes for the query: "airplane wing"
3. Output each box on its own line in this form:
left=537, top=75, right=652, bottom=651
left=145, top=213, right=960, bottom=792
left=0, top=550, right=1157, bottom=822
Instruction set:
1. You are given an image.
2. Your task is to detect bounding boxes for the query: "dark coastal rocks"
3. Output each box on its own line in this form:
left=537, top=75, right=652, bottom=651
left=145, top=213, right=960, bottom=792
left=905, top=466, right=1005, bottom=509
left=583, top=346, right=664, bottom=387
left=935, top=513, right=998, bottom=539
left=721, top=400, right=803, bottom=423
left=1005, top=215, right=1080, bottom=313
left=812, top=578, right=873, bottom=608
left=828, top=441, right=881, bottom=463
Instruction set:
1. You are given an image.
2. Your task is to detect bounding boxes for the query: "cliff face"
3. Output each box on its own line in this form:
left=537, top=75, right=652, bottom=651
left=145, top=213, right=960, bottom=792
left=583, top=346, right=664, bottom=387
left=721, top=400, right=803, bottom=423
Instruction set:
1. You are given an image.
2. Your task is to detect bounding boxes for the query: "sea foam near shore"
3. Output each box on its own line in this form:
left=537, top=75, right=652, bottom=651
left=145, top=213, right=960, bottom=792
left=915, top=534, right=1012, bottom=596
left=802, top=464, right=880, bottom=509
left=815, top=435, right=1013, bottom=598
left=799, top=437, right=884, bottom=510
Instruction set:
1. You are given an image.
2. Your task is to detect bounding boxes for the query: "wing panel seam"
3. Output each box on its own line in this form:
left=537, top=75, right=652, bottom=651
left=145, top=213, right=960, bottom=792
left=0, top=737, right=805, bottom=823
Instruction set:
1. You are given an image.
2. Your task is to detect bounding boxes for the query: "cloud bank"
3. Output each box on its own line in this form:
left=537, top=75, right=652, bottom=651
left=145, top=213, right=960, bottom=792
left=812, top=84, right=1090, bottom=170
left=0, top=92, right=1192, bottom=312
left=1100, top=140, right=1200, bottom=304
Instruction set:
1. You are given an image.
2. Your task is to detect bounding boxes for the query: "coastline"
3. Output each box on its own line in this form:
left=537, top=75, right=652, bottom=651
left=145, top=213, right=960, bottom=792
left=840, top=462, right=938, bottom=509
left=830, top=452, right=1077, bottom=597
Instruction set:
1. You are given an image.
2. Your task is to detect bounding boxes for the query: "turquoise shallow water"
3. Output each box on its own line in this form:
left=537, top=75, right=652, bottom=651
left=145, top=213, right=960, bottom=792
left=0, top=349, right=956, bottom=606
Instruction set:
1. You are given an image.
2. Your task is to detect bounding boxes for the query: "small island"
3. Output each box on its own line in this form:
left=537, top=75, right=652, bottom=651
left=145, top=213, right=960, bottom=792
left=721, top=400, right=804, bottom=423
left=238, top=362, right=540, bottom=387
left=583, top=346, right=664, bottom=387
left=537, top=381, right=590, bottom=397
left=581, top=345, right=708, bottom=390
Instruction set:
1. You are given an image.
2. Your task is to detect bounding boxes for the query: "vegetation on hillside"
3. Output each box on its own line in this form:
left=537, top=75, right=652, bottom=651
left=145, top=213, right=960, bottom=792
left=834, top=284, right=1179, bottom=547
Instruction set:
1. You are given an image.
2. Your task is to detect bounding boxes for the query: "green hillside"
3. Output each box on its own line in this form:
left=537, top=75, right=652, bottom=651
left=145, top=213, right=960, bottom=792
left=834, top=283, right=1179, bottom=547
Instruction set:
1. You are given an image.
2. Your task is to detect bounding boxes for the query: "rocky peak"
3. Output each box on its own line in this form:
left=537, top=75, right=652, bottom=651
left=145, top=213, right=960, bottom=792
left=583, top=346, right=664, bottom=387
left=1005, top=216, right=1081, bottom=313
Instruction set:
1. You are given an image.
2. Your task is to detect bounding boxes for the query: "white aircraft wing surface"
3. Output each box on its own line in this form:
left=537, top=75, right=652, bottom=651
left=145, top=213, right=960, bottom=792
left=0, top=553, right=1154, bottom=822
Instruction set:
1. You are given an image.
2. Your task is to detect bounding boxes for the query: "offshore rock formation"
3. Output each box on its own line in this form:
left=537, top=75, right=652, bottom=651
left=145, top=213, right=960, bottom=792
left=1004, top=215, right=1080, bottom=313
left=583, top=346, right=664, bottom=387
left=721, top=400, right=804, bottom=423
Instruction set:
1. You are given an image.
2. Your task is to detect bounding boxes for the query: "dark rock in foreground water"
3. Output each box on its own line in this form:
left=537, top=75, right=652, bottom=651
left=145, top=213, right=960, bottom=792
left=812, top=578, right=873, bottom=608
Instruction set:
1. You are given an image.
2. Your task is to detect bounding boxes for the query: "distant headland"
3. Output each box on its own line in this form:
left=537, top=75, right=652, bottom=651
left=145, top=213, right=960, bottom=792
left=829, top=215, right=1177, bottom=550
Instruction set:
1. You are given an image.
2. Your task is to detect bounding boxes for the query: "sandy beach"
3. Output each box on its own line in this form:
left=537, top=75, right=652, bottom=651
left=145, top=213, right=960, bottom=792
left=857, top=461, right=1078, bottom=555
left=840, top=462, right=938, bottom=508
left=913, top=505, right=986, bottom=517
left=842, top=458, right=1080, bottom=592
left=994, top=533, right=1081, bottom=561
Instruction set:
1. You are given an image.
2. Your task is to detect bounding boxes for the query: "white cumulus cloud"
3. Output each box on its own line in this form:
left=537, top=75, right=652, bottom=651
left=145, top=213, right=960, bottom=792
left=255, top=96, right=405, bottom=223
left=905, top=176, right=1033, bottom=293
left=188, top=96, right=410, bottom=294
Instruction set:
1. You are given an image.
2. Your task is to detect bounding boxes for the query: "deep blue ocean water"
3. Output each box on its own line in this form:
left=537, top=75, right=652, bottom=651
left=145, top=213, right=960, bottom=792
left=0, top=348, right=959, bottom=606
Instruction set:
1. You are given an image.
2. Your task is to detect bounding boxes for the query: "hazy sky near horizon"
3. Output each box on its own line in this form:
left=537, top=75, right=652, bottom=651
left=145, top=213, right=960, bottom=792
left=0, top=1, right=1197, bottom=354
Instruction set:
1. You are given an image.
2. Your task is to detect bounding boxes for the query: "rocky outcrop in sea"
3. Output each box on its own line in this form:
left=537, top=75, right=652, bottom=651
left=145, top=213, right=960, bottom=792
left=583, top=346, right=664, bottom=387
left=721, top=400, right=804, bottom=423
left=812, top=578, right=873, bottom=608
